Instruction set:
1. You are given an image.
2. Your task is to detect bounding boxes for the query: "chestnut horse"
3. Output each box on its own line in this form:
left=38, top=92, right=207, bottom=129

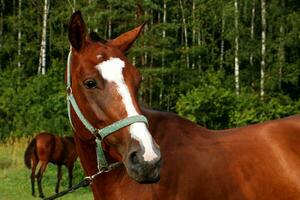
left=24, top=132, right=77, bottom=198
left=67, top=11, right=300, bottom=200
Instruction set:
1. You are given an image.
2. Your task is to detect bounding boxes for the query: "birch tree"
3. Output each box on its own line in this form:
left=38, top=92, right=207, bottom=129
left=234, top=0, right=239, bottom=95
left=260, top=0, right=266, bottom=98
left=278, top=0, right=285, bottom=90
left=162, top=0, right=167, bottom=68
left=108, top=4, right=112, bottom=39
left=38, top=0, right=49, bottom=75
left=0, top=0, right=4, bottom=69
left=197, top=28, right=202, bottom=71
left=191, top=0, right=196, bottom=69
left=250, top=0, right=255, bottom=68
left=220, top=0, right=225, bottom=71
left=17, top=0, right=21, bottom=68
left=179, top=0, right=189, bottom=68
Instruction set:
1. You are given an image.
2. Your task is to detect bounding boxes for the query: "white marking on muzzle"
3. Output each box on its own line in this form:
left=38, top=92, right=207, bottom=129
left=96, top=57, right=158, bottom=162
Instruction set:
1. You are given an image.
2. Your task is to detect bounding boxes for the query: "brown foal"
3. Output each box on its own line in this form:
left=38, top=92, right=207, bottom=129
left=24, top=132, right=77, bottom=198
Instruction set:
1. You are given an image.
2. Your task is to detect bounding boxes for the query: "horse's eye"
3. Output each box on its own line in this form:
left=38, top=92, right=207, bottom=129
left=84, top=79, right=97, bottom=89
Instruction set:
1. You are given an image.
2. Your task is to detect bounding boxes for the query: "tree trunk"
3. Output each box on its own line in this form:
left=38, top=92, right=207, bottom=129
left=179, top=0, right=189, bottom=68
left=38, top=0, right=49, bottom=75
left=192, top=0, right=196, bottom=69
left=250, top=0, right=255, bottom=67
left=108, top=4, right=112, bottom=39
left=220, top=1, right=225, bottom=71
left=17, top=0, right=21, bottom=68
left=150, top=8, right=153, bottom=68
left=278, top=0, right=285, bottom=90
left=197, top=28, right=202, bottom=72
left=278, top=25, right=284, bottom=90
left=162, top=0, right=166, bottom=68
left=160, top=1, right=165, bottom=106
left=260, top=0, right=266, bottom=99
left=234, top=0, right=240, bottom=95
left=0, top=0, right=4, bottom=69
left=136, top=2, right=145, bottom=66
left=144, top=9, right=148, bottom=66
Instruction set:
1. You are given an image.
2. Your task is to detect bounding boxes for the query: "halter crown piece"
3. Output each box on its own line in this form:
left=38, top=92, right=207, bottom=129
left=66, top=51, right=149, bottom=171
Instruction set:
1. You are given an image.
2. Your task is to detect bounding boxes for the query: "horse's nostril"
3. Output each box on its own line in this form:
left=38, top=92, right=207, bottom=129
left=129, top=151, right=139, bottom=165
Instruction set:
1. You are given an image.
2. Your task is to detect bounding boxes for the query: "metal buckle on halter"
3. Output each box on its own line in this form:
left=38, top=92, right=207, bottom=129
left=84, top=169, right=106, bottom=184
left=94, top=130, right=105, bottom=144
left=67, top=86, right=72, bottom=95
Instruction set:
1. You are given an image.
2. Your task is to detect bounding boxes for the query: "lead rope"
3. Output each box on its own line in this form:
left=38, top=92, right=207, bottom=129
left=42, top=163, right=121, bottom=200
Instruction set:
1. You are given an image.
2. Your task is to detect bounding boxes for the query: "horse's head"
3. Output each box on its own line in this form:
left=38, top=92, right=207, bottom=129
left=67, top=11, right=161, bottom=183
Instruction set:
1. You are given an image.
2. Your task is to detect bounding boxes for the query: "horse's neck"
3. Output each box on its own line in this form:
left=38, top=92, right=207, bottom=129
left=74, top=108, right=211, bottom=199
left=73, top=132, right=126, bottom=199
left=141, top=107, right=211, bottom=140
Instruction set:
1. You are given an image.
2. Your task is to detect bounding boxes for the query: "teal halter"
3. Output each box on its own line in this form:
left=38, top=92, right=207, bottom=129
left=66, top=51, right=148, bottom=171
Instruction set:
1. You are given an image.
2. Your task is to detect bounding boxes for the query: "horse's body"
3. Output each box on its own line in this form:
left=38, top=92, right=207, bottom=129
left=75, top=109, right=300, bottom=200
left=67, top=11, right=300, bottom=200
left=24, top=132, right=77, bottom=198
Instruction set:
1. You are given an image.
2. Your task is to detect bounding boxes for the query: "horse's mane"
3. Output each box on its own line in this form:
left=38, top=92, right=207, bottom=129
left=89, top=31, right=107, bottom=44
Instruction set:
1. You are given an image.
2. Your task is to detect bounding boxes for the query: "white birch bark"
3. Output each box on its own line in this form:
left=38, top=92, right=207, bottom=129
left=197, top=29, right=202, bottom=71
left=144, top=9, right=148, bottom=66
left=250, top=0, right=255, bottom=67
left=220, top=2, right=225, bottom=71
left=179, top=0, right=189, bottom=68
left=192, top=0, right=195, bottom=69
left=38, top=0, right=49, bottom=75
left=150, top=8, right=153, bottom=67
left=260, top=0, right=266, bottom=98
left=278, top=25, right=284, bottom=90
left=0, top=0, right=4, bottom=69
left=132, top=4, right=137, bottom=67
left=17, top=0, right=21, bottom=68
left=162, top=0, right=166, bottom=68
left=108, top=4, right=112, bottom=39
left=160, top=1, right=166, bottom=106
left=234, top=0, right=240, bottom=95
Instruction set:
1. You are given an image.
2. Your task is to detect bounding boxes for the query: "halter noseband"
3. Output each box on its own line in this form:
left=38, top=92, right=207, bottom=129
left=66, top=51, right=148, bottom=171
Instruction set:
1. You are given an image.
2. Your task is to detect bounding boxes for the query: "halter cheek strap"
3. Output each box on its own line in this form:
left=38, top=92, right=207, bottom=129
left=66, top=51, right=148, bottom=170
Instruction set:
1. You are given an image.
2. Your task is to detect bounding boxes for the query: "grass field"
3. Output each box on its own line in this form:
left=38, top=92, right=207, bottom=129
left=0, top=138, right=93, bottom=200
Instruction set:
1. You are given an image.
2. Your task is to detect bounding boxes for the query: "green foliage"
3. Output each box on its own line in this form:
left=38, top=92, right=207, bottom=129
left=176, top=75, right=300, bottom=129
left=176, top=72, right=236, bottom=129
left=0, top=0, right=300, bottom=139
left=0, top=63, right=70, bottom=139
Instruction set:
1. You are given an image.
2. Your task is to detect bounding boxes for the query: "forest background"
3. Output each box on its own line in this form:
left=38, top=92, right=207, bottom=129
left=0, top=0, right=300, bottom=140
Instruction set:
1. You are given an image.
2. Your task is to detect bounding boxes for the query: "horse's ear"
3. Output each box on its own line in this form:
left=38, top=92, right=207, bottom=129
left=68, top=11, right=87, bottom=52
left=107, top=22, right=146, bottom=52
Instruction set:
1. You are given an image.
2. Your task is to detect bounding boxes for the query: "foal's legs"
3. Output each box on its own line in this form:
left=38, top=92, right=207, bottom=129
left=30, top=157, right=38, bottom=196
left=67, top=164, right=74, bottom=188
left=36, top=161, right=48, bottom=198
left=55, top=165, right=62, bottom=193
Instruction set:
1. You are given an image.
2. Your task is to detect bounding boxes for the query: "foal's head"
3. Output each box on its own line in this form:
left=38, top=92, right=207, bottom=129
left=68, top=11, right=161, bottom=183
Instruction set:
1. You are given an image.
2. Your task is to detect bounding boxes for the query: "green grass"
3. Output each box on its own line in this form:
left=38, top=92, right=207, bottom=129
left=0, top=138, right=93, bottom=200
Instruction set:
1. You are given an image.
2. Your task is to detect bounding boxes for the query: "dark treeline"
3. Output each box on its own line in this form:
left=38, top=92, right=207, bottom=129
left=0, top=0, right=299, bottom=139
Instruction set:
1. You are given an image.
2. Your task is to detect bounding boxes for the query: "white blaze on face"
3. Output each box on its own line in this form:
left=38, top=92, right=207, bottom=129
left=96, top=57, right=158, bottom=162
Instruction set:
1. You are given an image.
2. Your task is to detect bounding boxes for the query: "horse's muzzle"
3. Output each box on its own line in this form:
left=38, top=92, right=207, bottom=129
left=126, top=148, right=162, bottom=183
